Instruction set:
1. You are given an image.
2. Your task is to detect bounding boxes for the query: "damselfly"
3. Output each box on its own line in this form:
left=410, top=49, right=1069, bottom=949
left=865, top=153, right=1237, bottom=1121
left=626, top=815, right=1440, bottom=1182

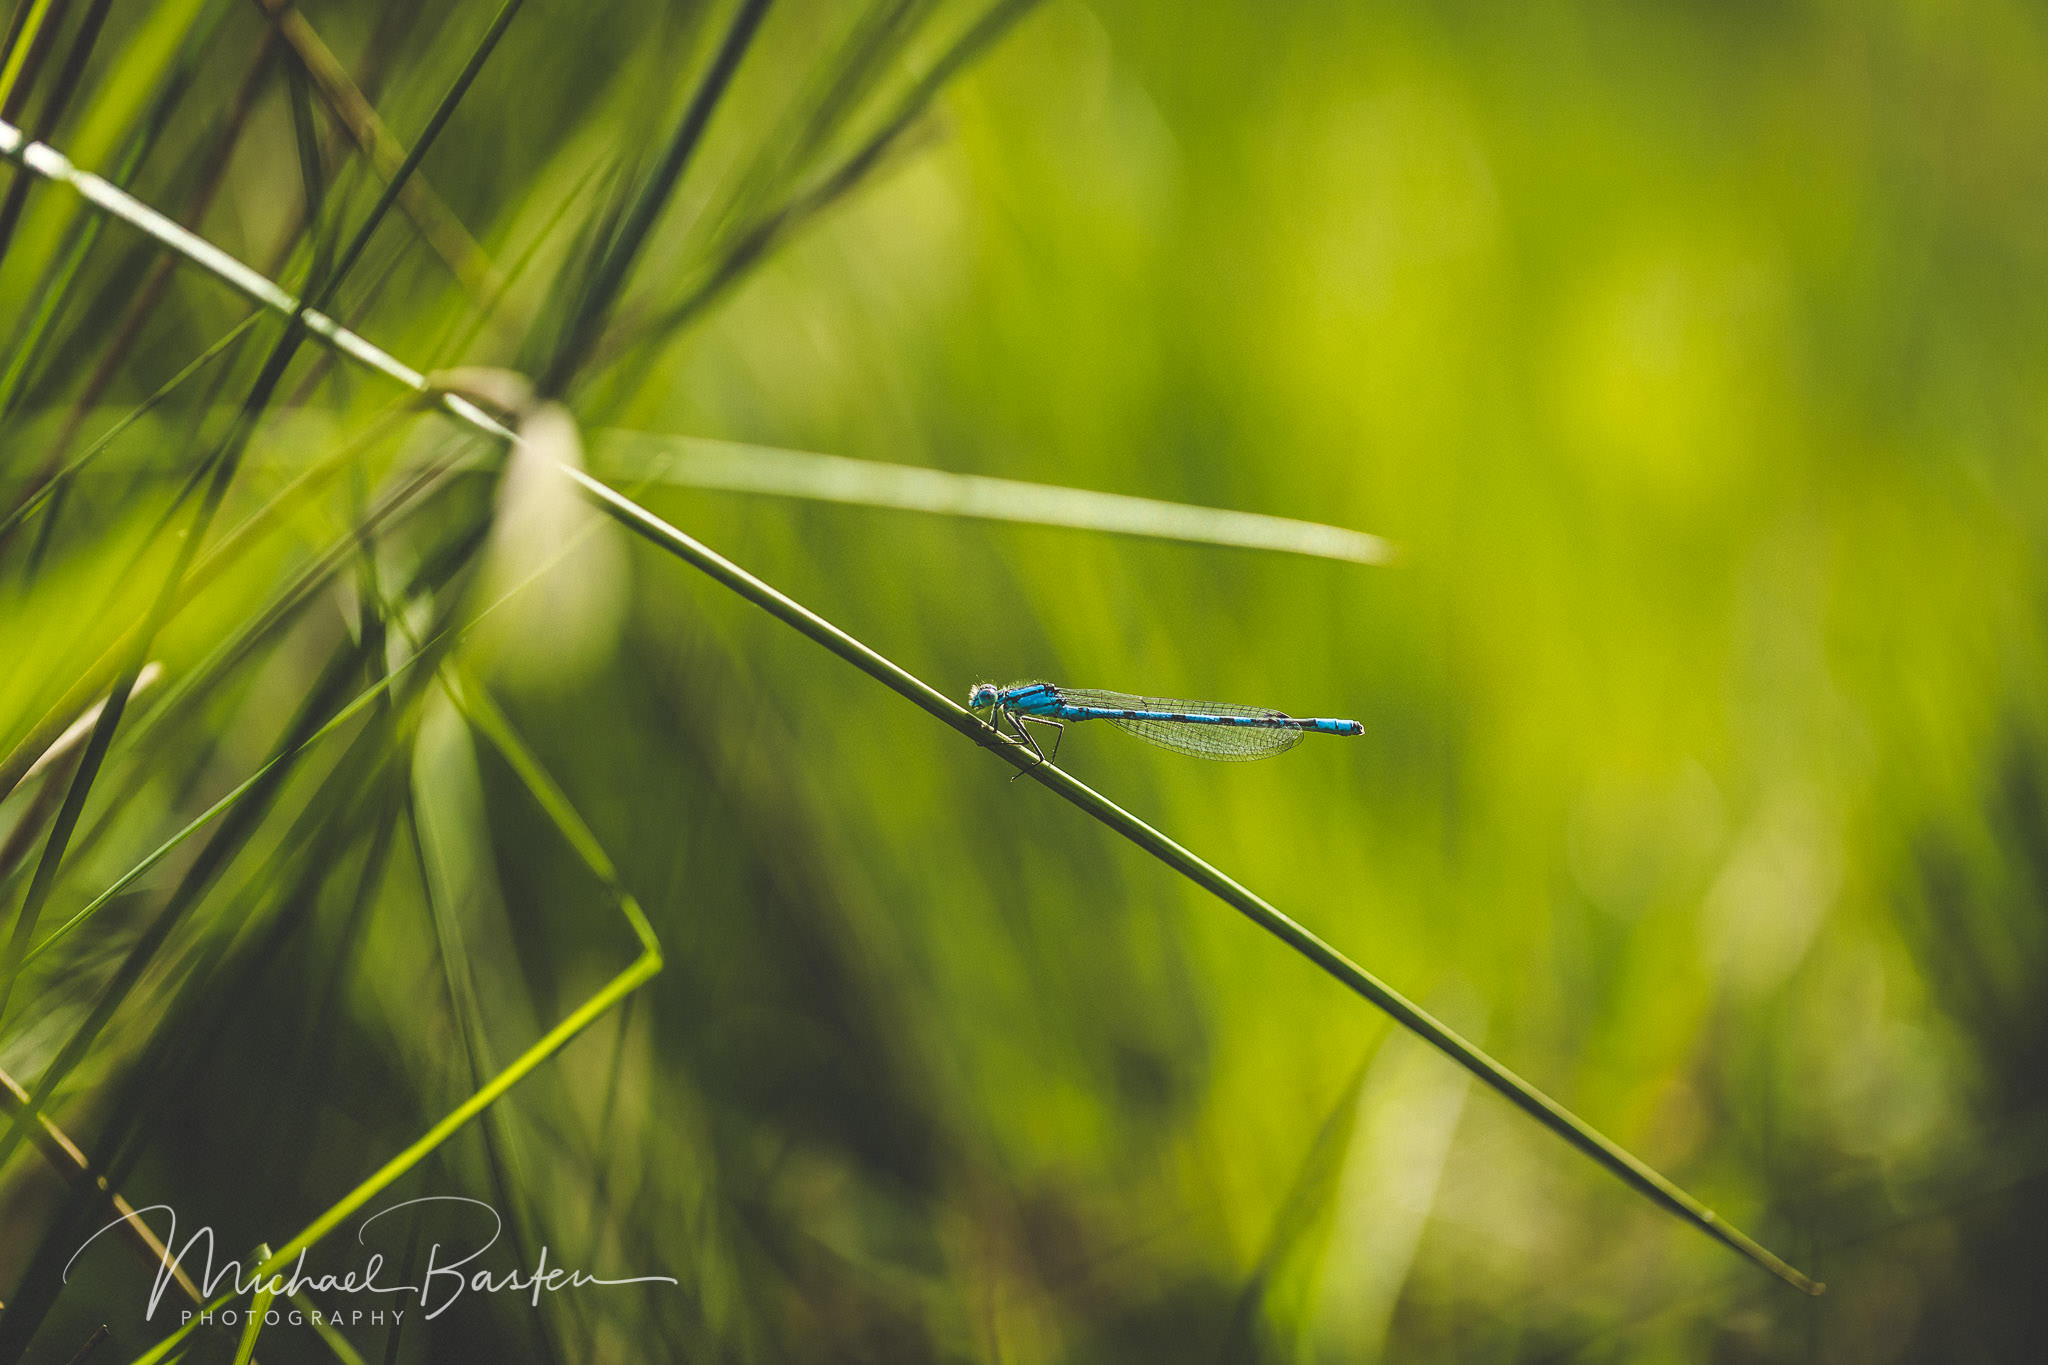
left=968, top=681, right=1362, bottom=764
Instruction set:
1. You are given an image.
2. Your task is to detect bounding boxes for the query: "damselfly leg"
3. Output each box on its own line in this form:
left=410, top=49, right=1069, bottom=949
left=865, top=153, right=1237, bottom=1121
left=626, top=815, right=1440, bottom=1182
left=1003, top=710, right=1066, bottom=780
left=1003, top=710, right=1041, bottom=780
left=1021, top=714, right=1063, bottom=761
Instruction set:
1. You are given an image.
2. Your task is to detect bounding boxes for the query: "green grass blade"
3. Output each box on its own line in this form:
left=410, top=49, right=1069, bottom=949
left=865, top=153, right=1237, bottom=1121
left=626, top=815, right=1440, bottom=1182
left=622, top=0, right=1040, bottom=354
left=322, top=0, right=525, bottom=302
left=594, top=429, right=1394, bottom=563
left=0, top=0, right=58, bottom=116
left=403, top=781, right=562, bottom=1365
left=1220, top=1054, right=1373, bottom=1363
left=124, top=833, right=660, bottom=1365
left=0, top=0, right=192, bottom=426
left=0, top=115, right=505, bottom=426
left=539, top=0, right=776, bottom=394
left=0, top=640, right=376, bottom=1176
left=230, top=1243, right=274, bottom=1365
left=0, top=313, right=258, bottom=539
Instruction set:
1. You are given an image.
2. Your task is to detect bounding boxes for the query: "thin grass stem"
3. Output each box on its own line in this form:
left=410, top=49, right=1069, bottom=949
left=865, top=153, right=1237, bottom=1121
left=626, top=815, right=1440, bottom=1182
left=8, top=21, right=274, bottom=506
left=0, top=313, right=259, bottom=539
left=0, top=0, right=57, bottom=116
left=619, top=0, right=1039, bottom=358
left=538, top=0, right=776, bottom=394
left=322, top=0, right=524, bottom=302
left=251, top=0, right=500, bottom=297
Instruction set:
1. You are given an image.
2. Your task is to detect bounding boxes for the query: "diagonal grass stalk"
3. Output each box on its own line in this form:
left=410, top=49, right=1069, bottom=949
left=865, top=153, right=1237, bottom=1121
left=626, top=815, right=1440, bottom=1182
left=568, top=464, right=1825, bottom=1296
left=0, top=0, right=59, bottom=115
left=616, top=0, right=1041, bottom=359
left=0, top=100, right=1823, bottom=1319
left=0, top=0, right=232, bottom=426
left=0, top=400, right=421, bottom=807
left=0, top=117, right=514, bottom=439
left=231, top=1242, right=275, bottom=1365
left=0, top=1065, right=211, bottom=1308
left=252, top=0, right=501, bottom=297
left=538, top=0, right=775, bottom=394
left=0, top=314, right=260, bottom=540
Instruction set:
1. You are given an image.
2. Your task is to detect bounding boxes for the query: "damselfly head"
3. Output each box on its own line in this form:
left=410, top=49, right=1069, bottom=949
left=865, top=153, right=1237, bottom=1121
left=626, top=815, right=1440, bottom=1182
left=967, top=682, right=1000, bottom=711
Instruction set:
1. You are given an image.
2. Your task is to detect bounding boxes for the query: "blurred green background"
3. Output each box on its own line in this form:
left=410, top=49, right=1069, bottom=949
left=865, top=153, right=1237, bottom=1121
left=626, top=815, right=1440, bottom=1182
left=1, top=0, right=2045, bottom=1360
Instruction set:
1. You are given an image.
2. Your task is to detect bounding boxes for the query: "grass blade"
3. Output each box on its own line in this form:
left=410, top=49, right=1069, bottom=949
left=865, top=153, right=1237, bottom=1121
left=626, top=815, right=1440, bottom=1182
left=321, top=0, right=525, bottom=299
left=618, top=0, right=1040, bottom=357
left=595, top=429, right=1394, bottom=563
left=0, top=314, right=259, bottom=540
left=0, top=0, right=60, bottom=121
left=253, top=0, right=499, bottom=297
left=539, top=0, right=776, bottom=394
left=1221, top=1054, right=1373, bottom=1363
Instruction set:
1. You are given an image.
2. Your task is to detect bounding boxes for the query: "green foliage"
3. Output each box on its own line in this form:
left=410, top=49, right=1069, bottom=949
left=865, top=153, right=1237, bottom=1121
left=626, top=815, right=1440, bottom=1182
left=1, top=0, right=2045, bottom=1362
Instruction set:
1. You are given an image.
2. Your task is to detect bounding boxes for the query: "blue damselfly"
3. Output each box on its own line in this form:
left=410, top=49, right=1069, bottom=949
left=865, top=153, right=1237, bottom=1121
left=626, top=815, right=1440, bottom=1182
left=968, top=681, right=1362, bottom=764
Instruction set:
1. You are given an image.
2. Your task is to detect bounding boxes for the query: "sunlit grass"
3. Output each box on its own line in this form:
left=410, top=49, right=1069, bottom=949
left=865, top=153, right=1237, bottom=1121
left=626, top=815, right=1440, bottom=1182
left=1, top=2, right=2043, bottom=1362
